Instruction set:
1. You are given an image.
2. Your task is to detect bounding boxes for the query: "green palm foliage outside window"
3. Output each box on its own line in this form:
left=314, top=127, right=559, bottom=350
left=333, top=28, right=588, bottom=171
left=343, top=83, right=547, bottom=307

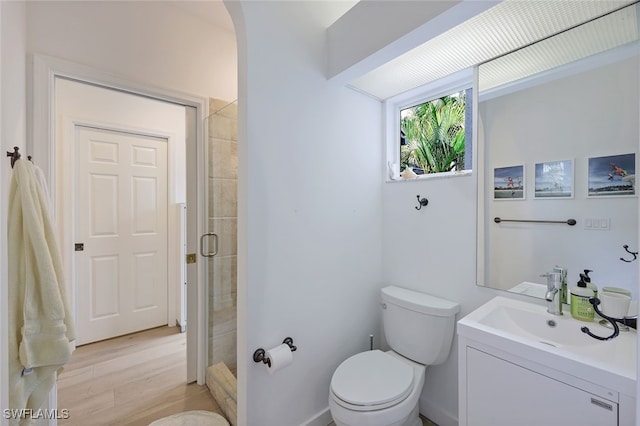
left=401, top=91, right=467, bottom=174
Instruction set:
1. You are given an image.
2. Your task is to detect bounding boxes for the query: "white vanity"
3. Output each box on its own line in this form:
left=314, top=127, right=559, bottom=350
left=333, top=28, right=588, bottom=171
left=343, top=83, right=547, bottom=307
left=458, top=296, right=636, bottom=426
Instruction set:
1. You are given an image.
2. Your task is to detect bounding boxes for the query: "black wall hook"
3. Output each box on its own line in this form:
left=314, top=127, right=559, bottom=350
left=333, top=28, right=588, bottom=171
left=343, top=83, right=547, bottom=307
left=415, top=195, right=429, bottom=210
left=6, top=146, right=21, bottom=168
left=620, top=245, right=638, bottom=263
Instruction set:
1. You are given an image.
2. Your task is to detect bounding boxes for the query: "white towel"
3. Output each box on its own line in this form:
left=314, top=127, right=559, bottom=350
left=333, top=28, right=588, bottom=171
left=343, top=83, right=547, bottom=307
left=8, top=159, right=75, bottom=423
left=33, top=164, right=52, bottom=216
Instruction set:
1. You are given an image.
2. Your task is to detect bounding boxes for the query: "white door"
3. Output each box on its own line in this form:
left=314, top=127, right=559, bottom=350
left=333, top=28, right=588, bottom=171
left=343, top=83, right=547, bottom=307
left=75, top=126, right=168, bottom=345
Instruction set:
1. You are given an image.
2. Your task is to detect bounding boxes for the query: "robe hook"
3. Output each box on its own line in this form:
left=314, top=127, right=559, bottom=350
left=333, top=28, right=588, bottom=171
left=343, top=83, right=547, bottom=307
left=620, top=244, right=638, bottom=263
left=415, top=195, right=429, bottom=210
left=6, top=146, right=21, bottom=168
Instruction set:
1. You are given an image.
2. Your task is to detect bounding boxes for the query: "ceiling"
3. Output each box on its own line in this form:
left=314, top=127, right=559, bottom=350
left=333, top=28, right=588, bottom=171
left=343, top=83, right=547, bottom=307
left=167, top=1, right=637, bottom=101
left=349, top=0, right=637, bottom=100
left=168, top=0, right=359, bottom=34
left=169, top=0, right=235, bottom=33
left=479, top=2, right=639, bottom=93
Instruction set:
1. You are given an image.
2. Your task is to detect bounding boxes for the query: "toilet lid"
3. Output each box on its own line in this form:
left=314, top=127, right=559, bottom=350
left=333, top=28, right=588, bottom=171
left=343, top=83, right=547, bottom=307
left=331, top=350, right=414, bottom=408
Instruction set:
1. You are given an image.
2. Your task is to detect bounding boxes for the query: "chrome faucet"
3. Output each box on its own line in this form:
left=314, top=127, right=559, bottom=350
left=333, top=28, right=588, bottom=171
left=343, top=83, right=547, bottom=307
left=542, top=272, right=563, bottom=316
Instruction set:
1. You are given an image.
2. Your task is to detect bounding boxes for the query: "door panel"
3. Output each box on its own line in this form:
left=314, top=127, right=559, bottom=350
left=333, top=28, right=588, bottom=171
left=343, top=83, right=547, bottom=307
left=76, top=126, right=168, bottom=345
left=90, top=255, right=119, bottom=319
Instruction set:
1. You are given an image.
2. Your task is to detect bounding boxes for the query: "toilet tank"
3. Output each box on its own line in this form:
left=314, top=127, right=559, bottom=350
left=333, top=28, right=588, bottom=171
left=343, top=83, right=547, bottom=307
left=381, top=286, right=460, bottom=365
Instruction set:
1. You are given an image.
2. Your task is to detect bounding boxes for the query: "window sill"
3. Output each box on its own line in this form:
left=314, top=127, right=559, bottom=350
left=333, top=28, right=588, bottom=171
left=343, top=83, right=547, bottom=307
left=385, top=169, right=472, bottom=183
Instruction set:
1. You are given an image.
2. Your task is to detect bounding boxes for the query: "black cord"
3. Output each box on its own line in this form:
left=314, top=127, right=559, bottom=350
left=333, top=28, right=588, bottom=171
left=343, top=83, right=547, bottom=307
left=580, top=297, right=619, bottom=341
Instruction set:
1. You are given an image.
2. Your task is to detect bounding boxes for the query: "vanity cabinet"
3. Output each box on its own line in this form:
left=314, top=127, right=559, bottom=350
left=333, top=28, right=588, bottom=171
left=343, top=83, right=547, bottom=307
left=457, top=297, right=636, bottom=426
left=465, top=347, right=617, bottom=426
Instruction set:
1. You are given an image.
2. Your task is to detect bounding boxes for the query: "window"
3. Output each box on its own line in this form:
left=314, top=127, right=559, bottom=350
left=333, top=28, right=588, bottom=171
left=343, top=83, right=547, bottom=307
left=401, top=88, right=472, bottom=176
left=385, top=69, right=474, bottom=181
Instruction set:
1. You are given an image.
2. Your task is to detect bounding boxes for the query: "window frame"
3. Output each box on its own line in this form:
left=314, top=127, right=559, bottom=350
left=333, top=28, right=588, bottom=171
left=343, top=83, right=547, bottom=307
left=384, top=67, right=476, bottom=182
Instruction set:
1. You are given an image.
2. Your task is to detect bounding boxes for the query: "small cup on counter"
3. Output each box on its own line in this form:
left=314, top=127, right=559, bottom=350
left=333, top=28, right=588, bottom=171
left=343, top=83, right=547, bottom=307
left=599, top=290, right=632, bottom=319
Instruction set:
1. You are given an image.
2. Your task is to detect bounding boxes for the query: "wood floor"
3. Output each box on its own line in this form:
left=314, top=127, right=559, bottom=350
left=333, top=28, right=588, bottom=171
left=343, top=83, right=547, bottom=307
left=58, top=326, right=437, bottom=426
left=57, top=326, right=223, bottom=426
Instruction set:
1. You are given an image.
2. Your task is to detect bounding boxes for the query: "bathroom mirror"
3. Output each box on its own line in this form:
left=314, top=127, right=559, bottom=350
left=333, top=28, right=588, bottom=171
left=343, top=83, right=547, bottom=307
left=477, top=3, right=640, bottom=301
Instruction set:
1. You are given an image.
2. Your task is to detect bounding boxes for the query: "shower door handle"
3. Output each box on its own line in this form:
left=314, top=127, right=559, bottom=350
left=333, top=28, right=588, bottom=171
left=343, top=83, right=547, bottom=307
left=200, top=232, right=218, bottom=257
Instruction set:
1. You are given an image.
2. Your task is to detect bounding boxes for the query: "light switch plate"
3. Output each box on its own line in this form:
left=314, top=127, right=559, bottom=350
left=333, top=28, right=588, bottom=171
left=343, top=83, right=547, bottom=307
left=584, top=217, right=610, bottom=230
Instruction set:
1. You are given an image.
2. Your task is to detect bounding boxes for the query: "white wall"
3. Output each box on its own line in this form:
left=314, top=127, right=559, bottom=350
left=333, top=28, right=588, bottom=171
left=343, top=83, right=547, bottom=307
left=0, top=2, right=27, bottom=423
left=229, top=2, right=384, bottom=424
left=26, top=1, right=237, bottom=102
left=382, top=175, right=498, bottom=426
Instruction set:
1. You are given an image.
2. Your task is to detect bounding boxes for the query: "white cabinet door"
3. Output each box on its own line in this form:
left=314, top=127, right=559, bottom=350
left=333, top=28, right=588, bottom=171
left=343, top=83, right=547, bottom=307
left=466, top=347, right=618, bottom=426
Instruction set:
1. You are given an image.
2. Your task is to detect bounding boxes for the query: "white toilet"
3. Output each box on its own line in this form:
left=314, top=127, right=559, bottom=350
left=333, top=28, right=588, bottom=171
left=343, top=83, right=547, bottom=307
left=329, top=286, right=460, bottom=426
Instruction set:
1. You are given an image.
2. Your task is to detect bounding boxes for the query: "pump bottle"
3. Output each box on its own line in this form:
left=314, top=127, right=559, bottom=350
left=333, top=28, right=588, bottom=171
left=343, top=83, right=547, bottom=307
left=570, top=273, right=595, bottom=321
left=582, top=269, right=598, bottom=298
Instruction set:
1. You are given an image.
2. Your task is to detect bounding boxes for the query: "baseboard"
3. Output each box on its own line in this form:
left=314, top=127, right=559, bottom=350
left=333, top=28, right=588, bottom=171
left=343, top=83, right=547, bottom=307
left=420, top=397, right=458, bottom=426
left=303, top=407, right=333, bottom=426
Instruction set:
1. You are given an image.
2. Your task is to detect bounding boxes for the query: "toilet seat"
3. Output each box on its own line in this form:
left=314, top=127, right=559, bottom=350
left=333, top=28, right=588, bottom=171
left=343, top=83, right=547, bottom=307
left=330, top=350, right=414, bottom=411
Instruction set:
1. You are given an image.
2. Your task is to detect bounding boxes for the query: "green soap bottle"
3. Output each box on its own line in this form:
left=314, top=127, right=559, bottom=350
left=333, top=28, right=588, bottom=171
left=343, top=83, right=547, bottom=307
left=570, top=273, right=595, bottom=321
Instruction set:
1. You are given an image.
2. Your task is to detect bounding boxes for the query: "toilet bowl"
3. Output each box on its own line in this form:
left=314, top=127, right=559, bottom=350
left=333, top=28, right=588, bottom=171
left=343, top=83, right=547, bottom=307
left=328, top=286, right=459, bottom=426
left=329, top=350, right=424, bottom=426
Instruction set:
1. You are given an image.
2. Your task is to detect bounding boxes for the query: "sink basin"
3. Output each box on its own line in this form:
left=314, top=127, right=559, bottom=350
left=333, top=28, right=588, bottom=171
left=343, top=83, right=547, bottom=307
left=476, top=303, right=600, bottom=348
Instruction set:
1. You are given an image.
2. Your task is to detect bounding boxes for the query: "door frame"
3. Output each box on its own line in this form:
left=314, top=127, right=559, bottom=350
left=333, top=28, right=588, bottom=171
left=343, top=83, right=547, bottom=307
left=28, top=54, right=208, bottom=385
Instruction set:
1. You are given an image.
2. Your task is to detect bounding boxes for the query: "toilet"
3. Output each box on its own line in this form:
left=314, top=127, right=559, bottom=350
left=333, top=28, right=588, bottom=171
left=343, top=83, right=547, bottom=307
left=329, top=286, right=460, bottom=426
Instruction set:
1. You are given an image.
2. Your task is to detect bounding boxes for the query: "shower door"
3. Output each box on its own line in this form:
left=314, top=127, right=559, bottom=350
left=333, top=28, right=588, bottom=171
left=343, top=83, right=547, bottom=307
left=202, top=99, right=238, bottom=373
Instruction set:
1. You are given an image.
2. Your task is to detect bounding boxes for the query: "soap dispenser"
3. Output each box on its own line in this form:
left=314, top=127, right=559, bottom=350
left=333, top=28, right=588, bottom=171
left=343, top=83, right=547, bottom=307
left=570, top=273, right=595, bottom=321
left=582, top=269, right=598, bottom=298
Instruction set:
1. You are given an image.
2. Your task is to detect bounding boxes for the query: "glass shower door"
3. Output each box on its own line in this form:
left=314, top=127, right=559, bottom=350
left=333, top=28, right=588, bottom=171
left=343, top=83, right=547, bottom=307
left=204, top=99, right=238, bottom=375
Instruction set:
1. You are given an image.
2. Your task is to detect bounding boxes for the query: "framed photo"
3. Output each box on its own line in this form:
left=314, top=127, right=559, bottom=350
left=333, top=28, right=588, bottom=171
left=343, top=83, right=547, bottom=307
left=588, top=153, right=636, bottom=197
left=534, top=159, right=573, bottom=199
left=493, top=165, right=525, bottom=200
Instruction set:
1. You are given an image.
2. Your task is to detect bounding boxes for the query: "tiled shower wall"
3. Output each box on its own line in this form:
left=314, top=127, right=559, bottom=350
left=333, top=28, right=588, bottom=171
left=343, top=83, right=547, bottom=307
left=207, top=98, right=237, bottom=372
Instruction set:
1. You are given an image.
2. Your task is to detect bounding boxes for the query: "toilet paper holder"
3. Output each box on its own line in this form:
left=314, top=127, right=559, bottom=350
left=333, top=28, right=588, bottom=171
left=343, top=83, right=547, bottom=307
left=253, top=337, right=297, bottom=368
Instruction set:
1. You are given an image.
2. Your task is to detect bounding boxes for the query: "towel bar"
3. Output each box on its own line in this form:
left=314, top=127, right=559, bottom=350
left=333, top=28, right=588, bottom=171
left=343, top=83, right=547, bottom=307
left=494, top=217, right=576, bottom=226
